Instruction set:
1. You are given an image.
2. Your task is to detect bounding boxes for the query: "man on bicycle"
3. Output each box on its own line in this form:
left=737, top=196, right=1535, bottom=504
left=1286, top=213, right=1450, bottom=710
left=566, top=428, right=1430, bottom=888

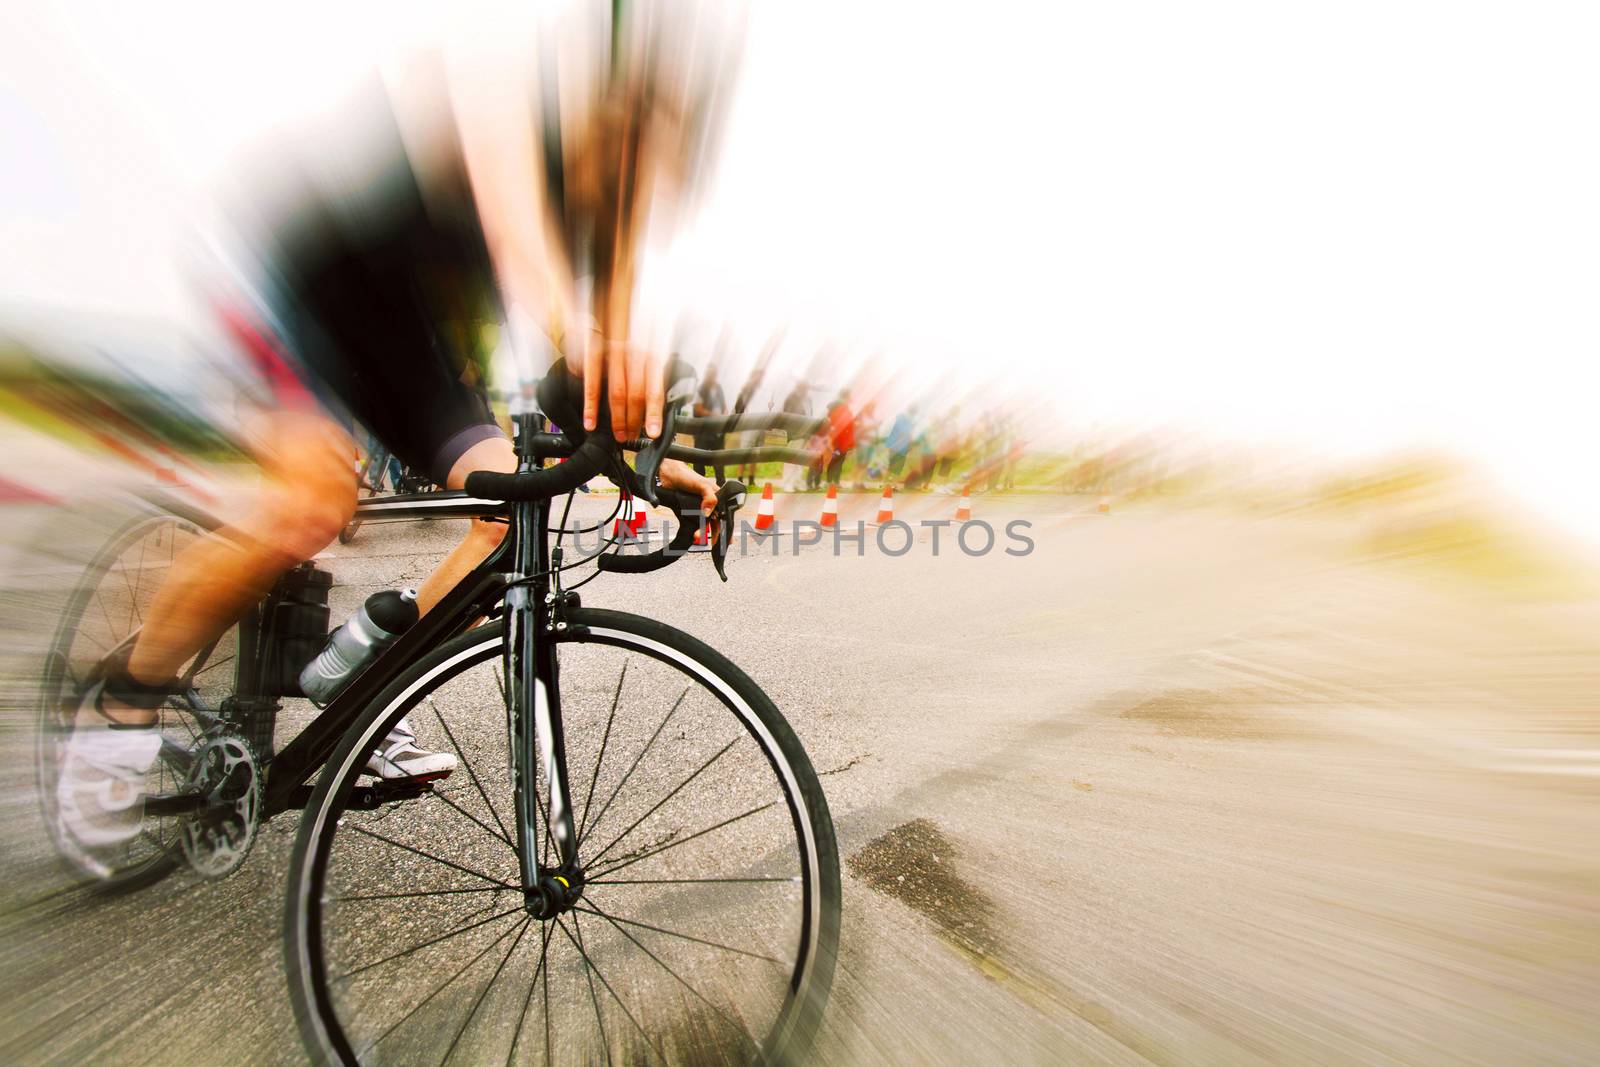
left=56, top=52, right=720, bottom=850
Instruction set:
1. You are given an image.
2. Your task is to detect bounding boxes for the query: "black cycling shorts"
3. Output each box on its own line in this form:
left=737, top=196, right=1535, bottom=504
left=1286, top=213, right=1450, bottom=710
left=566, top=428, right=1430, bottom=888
left=260, top=127, right=506, bottom=485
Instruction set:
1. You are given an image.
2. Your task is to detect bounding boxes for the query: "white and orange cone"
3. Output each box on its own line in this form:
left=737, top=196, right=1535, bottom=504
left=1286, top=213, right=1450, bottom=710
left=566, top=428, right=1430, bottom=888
left=819, top=484, right=839, bottom=528
left=1097, top=495, right=1111, bottom=515
left=872, top=485, right=895, bottom=525
left=954, top=487, right=972, bottom=522
left=754, top=482, right=777, bottom=532
left=613, top=491, right=652, bottom=539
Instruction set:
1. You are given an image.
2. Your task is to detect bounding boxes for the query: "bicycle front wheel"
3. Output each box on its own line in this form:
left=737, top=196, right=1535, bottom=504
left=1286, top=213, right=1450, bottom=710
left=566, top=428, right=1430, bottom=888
left=285, top=609, right=840, bottom=1066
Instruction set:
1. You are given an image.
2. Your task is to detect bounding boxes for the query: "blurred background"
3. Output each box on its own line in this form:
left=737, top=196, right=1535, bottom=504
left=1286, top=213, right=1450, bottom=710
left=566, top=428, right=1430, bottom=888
left=2, top=1, right=1597, bottom=1065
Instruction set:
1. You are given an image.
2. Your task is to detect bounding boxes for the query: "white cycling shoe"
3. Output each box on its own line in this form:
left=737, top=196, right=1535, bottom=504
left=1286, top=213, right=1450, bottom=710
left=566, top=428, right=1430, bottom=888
left=55, top=684, right=163, bottom=849
left=365, top=717, right=457, bottom=781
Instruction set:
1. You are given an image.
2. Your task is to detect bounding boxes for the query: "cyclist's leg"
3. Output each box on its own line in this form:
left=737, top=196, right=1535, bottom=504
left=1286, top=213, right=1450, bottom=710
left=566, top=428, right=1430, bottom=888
left=55, top=410, right=355, bottom=847
left=414, top=434, right=516, bottom=615
left=116, top=411, right=358, bottom=717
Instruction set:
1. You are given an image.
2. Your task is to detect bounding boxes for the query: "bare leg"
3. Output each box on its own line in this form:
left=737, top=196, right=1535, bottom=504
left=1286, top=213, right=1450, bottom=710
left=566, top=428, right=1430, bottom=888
left=113, top=412, right=357, bottom=722
left=415, top=436, right=518, bottom=616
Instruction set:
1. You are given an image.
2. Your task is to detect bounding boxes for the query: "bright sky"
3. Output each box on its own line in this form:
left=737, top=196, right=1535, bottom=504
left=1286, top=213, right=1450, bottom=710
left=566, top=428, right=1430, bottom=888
left=3, top=1, right=1598, bottom=537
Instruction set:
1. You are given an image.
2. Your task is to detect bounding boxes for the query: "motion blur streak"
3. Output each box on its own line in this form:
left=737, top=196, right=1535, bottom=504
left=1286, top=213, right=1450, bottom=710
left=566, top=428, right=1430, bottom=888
left=3, top=2, right=1599, bottom=1066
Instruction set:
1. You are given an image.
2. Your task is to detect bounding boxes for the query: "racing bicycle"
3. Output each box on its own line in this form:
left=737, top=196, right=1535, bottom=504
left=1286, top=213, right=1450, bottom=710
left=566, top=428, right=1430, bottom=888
left=34, top=360, right=839, bottom=1065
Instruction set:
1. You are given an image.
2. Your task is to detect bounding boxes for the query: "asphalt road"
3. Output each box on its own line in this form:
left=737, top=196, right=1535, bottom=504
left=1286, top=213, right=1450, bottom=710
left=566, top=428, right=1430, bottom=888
left=1, top=489, right=1596, bottom=1065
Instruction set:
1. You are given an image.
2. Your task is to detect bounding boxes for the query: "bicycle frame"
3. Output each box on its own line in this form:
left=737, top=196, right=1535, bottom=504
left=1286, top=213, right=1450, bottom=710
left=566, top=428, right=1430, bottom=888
left=255, top=416, right=582, bottom=912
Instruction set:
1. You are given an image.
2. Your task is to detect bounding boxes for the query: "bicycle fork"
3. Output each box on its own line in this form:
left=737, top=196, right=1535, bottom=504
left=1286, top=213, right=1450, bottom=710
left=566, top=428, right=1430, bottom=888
left=505, top=499, right=582, bottom=918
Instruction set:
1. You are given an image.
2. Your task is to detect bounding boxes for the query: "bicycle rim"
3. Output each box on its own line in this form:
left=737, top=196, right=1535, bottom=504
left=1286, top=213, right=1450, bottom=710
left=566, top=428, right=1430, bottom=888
left=286, top=610, right=840, bottom=1065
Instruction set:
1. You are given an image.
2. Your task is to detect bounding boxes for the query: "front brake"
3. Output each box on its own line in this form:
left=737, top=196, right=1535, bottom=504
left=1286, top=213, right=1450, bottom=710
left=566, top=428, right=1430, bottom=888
left=709, top=480, right=747, bottom=582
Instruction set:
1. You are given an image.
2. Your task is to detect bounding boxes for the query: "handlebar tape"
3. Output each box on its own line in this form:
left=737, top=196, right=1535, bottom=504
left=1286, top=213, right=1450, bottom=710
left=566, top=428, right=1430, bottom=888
left=595, top=488, right=703, bottom=574
left=463, top=436, right=611, bottom=502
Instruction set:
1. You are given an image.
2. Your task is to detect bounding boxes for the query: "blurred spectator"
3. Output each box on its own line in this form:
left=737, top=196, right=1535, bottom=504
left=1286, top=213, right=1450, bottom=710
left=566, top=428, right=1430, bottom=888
left=781, top=377, right=812, bottom=490
left=854, top=400, right=881, bottom=489
left=732, top=358, right=767, bottom=483
left=693, top=359, right=727, bottom=483
left=885, top=404, right=917, bottom=484
left=824, top=389, right=855, bottom=488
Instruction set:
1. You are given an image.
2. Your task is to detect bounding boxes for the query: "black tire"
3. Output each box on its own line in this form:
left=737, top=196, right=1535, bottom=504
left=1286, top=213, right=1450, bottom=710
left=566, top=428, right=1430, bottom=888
left=285, top=609, right=840, bottom=1065
left=34, top=507, right=235, bottom=892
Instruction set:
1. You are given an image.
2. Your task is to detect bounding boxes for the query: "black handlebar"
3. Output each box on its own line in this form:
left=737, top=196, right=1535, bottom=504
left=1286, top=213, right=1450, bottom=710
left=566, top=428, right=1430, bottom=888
left=597, top=481, right=746, bottom=580
left=463, top=435, right=612, bottom=502
left=461, top=359, right=773, bottom=581
left=595, top=487, right=704, bottom=574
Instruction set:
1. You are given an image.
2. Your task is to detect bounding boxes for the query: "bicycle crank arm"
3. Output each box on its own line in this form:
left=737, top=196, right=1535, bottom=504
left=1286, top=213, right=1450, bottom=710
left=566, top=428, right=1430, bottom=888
left=144, top=791, right=208, bottom=817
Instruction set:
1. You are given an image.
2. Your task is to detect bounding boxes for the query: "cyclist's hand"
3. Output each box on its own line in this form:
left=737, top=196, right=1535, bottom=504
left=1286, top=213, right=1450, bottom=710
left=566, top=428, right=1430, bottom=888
left=658, top=459, right=717, bottom=514
left=584, top=340, right=664, bottom=445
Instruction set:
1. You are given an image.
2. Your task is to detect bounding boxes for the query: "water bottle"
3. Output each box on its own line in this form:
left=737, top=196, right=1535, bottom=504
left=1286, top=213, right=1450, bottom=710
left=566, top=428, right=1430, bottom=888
left=298, top=588, right=419, bottom=704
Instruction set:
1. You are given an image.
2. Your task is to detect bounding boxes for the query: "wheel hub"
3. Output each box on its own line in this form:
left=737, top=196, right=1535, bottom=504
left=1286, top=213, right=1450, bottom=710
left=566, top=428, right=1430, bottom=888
left=526, top=866, right=586, bottom=918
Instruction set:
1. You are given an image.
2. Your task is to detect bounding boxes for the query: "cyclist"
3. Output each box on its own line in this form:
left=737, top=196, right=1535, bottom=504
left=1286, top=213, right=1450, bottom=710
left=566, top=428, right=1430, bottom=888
left=55, top=58, right=720, bottom=849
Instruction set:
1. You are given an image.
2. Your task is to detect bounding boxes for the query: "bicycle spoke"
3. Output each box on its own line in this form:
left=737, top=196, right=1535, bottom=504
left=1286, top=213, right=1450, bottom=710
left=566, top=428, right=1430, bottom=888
left=506, top=919, right=555, bottom=1067
left=345, top=824, right=517, bottom=890
left=587, top=800, right=778, bottom=882
left=193, top=653, right=234, bottom=679
left=543, top=915, right=553, bottom=1067
left=440, top=916, right=531, bottom=1066
left=432, top=789, right=516, bottom=852
left=588, top=904, right=757, bottom=1049
left=584, top=737, right=740, bottom=869
left=564, top=908, right=664, bottom=1064
left=431, top=699, right=514, bottom=845
left=94, top=591, right=117, bottom=642
left=132, top=534, right=149, bottom=617
left=561, top=915, right=614, bottom=1067
left=357, top=914, right=527, bottom=1056
left=117, top=558, right=140, bottom=630
left=332, top=884, right=509, bottom=904
left=73, top=631, right=108, bottom=657
left=579, top=686, right=689, bottom=850
left=576, top=660, right=628, bottom=844
left=572, top=903, right=783, bottom=965
left=334, top=905, right=523, bottom=983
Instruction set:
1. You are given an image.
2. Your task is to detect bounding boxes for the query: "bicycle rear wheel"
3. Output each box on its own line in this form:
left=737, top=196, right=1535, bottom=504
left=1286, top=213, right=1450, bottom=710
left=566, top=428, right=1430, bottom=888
left=35, top=508, right=240, bottom=889
left=285, top=609, right=840, bottom=1065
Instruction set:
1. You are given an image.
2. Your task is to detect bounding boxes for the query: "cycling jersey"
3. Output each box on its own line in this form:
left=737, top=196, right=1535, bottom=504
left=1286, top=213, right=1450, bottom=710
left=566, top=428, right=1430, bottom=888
left=240, top=92, right=506, bottom=484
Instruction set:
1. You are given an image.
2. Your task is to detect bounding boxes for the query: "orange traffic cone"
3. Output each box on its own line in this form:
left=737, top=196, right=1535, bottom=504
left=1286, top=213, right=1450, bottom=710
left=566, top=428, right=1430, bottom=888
left=754, top=483, right=777, bottom=532
left=954, top=487, right=972, bottom=522
left=873, top=486, right=895, bottom=524
left=613, top=491, right=651, bottom=539
left=819, top=485, right=839, bottom=527
left=612, top=491, right=634, bottom=538
left=1097, top=495, right=1111, bottom=514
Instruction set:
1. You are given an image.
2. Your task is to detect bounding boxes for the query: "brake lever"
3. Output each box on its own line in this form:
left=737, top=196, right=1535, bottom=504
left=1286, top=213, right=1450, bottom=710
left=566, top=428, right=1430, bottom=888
left=709, top=479, right=746, bottom=582
left=630, top=362, right=697, bottom=507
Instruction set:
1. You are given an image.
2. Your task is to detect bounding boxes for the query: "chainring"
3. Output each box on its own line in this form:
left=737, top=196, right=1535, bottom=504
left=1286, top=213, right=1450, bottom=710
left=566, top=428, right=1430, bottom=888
left=180, top=735, right=261, bottom=878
